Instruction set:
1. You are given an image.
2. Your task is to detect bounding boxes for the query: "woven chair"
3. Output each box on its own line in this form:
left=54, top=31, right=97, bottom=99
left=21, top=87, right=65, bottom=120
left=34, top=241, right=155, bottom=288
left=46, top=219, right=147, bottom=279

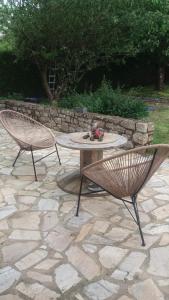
left=0, top=110, right=61, bottom=180
left=76, top=145, right=169, bottom=246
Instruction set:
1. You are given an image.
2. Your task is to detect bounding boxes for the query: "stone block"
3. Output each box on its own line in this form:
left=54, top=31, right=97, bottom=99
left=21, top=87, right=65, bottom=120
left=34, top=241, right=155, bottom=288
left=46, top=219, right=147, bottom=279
left=55, top=264, right=81, bottom=292
left=111, top=116, right=122, bottom=125
left=126, top=130, right=133, bottom=135
left=73, top=118, right=79, bottom=125
left=105, top=123, right=116, bottom=130
left=38, top=106, right=45, bottom=111
left=129, top=279, right=164, bottom=300
left=84, top=280, right=119, bottom=300
left=68, top=127, right=75, bottom=132
left=133, top=132, right=149, bottom=145
left=50, top=111, right=59, bottom=117
left=56, top=125, right=62, bottom=131
left=43, top=112, right=49, bottom=117
left=55, top=118, right=61, bottom=125
left=79, top=121, right=85, bottom=127
left=114, top=125, right=126, bottom=134
left=96, top=120, right=105, bottom=128
left=136, top=122, right=148, bottom=133
left=102, top=116, right=113, bottom=124
left=39, top=117, right=49, bottom=123
left=35, top=111, right=40, bottom=116
left=124, top=141, right=134, bottom=149
left=69, top=111, right=75, bottom=117
left=121, top=119, right=136, bottom=130
left=65, top=116, right=70, bottom=122
left=60, top=112, right=66, bottom=118
left=86, top=119, right=93, bottom=125
left=76, top=127, right=84, bottom=132
left=148, top=134, right=153, bottom=143
left=66, top=246, right=100, bottom=280
left=148, top=122, right=154, bottom=132
left=0, top=267, right=21, bottom=294
left=61, top=123, right=69, bottom=132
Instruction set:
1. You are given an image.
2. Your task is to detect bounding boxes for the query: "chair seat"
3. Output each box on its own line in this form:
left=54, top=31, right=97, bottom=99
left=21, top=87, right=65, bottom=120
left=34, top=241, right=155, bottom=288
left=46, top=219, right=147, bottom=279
left=83, top=153, right=153, bottom=199
left=84, top=165, right=129, bottom=198
left=12, top=127, right=55, bottom=150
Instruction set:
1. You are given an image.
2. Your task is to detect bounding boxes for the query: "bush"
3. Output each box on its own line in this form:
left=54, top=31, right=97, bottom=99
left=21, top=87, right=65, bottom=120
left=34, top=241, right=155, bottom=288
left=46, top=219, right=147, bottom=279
left=59, top=82, right=148, bottom=119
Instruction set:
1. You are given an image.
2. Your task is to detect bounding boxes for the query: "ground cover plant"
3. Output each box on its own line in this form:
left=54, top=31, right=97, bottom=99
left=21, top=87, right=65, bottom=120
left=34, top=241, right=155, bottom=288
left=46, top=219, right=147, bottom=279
left=59, top=82, right=148, bottom=119
left=147, top=108, right=169, bottom=144
left=126, top=85, right=169, bottom=101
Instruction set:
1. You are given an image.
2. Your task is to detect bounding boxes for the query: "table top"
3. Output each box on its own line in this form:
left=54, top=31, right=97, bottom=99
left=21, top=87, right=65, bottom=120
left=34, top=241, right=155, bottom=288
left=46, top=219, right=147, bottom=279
left=56, top=132, right=127, bottom=151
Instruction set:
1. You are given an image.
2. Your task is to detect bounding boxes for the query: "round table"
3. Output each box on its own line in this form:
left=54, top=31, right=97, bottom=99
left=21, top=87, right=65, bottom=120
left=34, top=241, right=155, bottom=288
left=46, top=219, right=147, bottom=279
left=56, top=132, right=127, bottom=195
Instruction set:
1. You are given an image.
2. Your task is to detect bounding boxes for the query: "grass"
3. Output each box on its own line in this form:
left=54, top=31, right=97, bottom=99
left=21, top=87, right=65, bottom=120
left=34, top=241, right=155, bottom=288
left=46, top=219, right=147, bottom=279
left=124, top=85, right=169, bottom=144
left=147, top=108, right=169, bottom=144
left=126, top=85, right=169, bottom=101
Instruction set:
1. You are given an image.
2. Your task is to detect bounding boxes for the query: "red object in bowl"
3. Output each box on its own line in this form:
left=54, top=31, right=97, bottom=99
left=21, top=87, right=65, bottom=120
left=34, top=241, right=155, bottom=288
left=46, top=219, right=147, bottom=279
left=95, top=128, right=101, bottom=138
left=94, top=128, right=104, bottom=139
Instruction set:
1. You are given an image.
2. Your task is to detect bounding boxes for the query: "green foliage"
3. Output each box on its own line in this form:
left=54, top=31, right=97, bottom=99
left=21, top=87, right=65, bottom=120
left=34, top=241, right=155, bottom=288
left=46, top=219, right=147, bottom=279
left=2, top=0, right=169, bottom=98
left=60, top=82, right=148, bottom=119
left=125, top=0, right=169, bottom=74
left=148, top=108, right=169, bottom=144
left=0, top=50, right=43, bottom=97
left=1, top=0, right=138, bottom=99
left=127, top=85, right=169, bottom=100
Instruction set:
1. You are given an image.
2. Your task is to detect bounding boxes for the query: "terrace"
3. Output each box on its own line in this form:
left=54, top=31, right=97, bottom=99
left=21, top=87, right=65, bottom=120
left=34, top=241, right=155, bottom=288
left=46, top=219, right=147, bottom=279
left=0, top=123, right=169, bottom=300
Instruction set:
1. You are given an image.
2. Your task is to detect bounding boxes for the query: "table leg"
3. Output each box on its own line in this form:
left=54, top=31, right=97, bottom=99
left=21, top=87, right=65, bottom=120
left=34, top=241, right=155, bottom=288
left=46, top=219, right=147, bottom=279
left=57, top=149, right=105, bottom=195
left=80, top=150, right=103, bottom=171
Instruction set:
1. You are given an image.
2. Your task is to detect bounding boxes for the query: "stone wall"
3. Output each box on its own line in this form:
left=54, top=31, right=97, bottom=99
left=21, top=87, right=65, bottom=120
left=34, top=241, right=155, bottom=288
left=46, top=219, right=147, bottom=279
left=2, top=100, right=154, bottom=148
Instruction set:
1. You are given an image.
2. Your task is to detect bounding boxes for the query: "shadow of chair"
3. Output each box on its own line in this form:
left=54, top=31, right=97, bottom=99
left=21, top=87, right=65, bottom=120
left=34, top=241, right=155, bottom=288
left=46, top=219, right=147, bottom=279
left=76, top=144, right=169, bottom=246
left=0, top=109, right=61, bottom=180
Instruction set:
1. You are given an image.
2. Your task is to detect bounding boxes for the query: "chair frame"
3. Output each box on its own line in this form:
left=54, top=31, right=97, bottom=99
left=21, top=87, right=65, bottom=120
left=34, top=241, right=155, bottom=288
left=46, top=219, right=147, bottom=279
left=0, top=110, right=61, bottom=181
left=12, top=143, right=61, bottom=181
left=76, top=145, right=169, bottom=246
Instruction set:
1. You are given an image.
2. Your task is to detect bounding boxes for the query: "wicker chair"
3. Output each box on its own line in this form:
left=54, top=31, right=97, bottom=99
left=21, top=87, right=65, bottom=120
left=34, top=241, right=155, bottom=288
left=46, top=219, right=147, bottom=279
left=0, top=110, right=61, bottom=180
left=76, top=145, right=169, bottom=246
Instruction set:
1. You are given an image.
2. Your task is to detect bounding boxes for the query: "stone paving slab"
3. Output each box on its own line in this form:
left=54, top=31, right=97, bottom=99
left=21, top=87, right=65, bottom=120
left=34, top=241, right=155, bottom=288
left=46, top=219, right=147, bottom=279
left=0, top=125, right=169, bottom=299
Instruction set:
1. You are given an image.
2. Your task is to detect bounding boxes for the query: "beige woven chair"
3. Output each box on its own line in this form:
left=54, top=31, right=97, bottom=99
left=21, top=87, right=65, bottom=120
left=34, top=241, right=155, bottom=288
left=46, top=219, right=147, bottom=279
left=0, top=110, right=61, bottom=180
left=76, top=144, right=169, bottom=246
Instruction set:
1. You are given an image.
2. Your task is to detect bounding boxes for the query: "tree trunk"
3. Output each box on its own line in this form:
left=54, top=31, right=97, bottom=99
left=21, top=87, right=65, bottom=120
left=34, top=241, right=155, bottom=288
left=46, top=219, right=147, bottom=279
left=157, top=64, right=165, bottom=90
left=40, top=68, right=54, bottom=101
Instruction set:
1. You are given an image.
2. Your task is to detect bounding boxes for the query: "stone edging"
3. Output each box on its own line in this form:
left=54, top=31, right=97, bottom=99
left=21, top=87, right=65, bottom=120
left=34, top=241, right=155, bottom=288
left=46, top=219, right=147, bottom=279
left=0, top=100, right=154, bottom=148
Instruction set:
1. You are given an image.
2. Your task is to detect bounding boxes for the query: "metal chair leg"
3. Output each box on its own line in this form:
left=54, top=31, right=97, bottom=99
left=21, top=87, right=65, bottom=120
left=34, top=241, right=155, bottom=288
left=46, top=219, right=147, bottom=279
left=31, top=148, right=37, bottom=181
left=132, top=195, right=145, bottom=246
left=13, top=149, right=22, bottom=167
left=55, top=143, right=61, bottom=165
left=76, top=175, right=84, bottom=216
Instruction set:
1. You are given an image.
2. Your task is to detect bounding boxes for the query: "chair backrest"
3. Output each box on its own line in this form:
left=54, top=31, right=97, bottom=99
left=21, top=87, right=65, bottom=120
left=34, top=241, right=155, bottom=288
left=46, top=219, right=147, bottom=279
left=0, top=109, right=45, bottom=131
left=0, top=110, right=55, bottom=150
left=83, top=145, right=169, bottom=198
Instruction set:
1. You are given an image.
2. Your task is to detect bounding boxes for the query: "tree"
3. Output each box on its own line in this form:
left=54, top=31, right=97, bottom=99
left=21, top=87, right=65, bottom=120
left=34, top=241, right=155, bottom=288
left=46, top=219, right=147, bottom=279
left=2, top=0, right=139, bottom=101
left=5, top=0, right=169, bottom=98
left=127, top=0, right=169, bottom=90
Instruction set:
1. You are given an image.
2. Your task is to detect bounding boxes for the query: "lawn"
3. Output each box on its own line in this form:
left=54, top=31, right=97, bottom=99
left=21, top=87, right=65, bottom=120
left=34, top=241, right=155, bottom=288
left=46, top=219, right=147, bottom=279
left=148, top=108, right=169, bottom=144
left=124, top=85, right=169, bottom=144
left=127, top=85, right=169, bottom=101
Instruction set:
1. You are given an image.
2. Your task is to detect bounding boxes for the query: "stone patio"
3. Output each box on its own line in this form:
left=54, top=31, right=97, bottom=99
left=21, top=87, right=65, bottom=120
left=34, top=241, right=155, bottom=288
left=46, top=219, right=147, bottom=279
left=0, top=125, right=169, bottom=300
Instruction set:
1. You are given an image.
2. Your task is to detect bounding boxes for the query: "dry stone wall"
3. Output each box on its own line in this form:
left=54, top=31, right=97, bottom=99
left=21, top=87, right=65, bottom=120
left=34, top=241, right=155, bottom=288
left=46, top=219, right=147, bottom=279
left=2, top=100, right=154, bottom=148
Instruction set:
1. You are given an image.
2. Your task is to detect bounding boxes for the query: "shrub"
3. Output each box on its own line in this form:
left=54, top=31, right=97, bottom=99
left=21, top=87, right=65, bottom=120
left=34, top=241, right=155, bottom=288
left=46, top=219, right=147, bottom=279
left=59, top=82, right=148, bottom=119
